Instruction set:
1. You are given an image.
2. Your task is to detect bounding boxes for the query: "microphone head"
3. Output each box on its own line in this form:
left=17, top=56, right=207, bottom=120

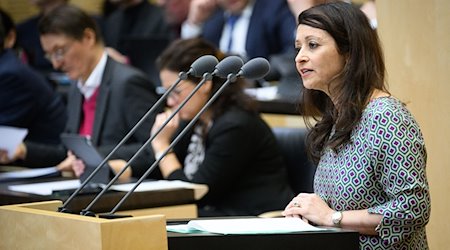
left=189, top=55, right=219, bottom=77
left=238, top=57, right=271, bottom=80
left=214, top=56, right=244, bottom=78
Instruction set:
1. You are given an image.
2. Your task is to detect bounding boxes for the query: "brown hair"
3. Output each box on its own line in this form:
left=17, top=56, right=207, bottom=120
left=298, top=2, right=388, bottom=163
left=38, top=4, right=103, bottom=44
left=156, top=38, right=256, bottom=119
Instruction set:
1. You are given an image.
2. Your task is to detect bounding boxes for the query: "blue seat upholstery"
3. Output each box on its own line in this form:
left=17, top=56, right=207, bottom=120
left=272, top=127, right=316, bottom=194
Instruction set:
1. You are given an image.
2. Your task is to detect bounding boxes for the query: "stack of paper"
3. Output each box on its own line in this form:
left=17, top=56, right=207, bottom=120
left=166, top=217, right=325, bottom=235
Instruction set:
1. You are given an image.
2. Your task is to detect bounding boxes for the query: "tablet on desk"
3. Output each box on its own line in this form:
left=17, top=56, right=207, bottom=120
left=60, top=134, right=110, bottom=185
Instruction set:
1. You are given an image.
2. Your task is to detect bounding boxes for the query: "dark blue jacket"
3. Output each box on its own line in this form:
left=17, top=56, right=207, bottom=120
left=0, top=49, right=67, bottom=144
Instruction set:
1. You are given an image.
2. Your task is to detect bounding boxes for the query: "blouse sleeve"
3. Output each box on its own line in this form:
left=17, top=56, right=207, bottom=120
left=366, top=104, right=431, bottom=246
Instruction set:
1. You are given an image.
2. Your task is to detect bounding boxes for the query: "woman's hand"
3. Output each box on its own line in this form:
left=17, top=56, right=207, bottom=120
left=151, top=111, right=180, bottom=153
left=108, top=159, right=132, bottom=181
left=282, top=193, right=335, bottom=227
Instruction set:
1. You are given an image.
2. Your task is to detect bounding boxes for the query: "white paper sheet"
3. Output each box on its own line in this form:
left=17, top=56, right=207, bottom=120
left=167, top=217, right=325, bottom=235
left=8, top=179, right=81, bottom=195
left=109, top=180, right=193, bottom=192
left=0, top=166, right=59, bottom=181
left=0, top=126, right=28, bottom=158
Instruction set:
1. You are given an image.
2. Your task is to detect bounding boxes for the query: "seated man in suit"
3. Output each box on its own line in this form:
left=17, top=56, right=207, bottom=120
left=181, top=0, right=296, bottom=61
left=0, top=5, right=161, bottom=180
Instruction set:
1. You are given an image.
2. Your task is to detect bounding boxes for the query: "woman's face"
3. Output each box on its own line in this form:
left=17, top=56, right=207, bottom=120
left=159, top=69, right=211, bottom=120
left=295, top=24, right=346, bottom=96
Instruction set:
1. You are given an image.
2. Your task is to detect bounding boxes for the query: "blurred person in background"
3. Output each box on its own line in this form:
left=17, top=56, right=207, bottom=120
left=181, top=0, right=296, bottom=62
left=1, top=5, right=161, bottom=181
left=155, top=0, right=191, bottom=38
left=0, top=9, right=67, bottom=164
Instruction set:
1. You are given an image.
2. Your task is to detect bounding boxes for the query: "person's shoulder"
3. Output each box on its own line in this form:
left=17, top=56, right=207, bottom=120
left=0, top=50, right=37, bottom=76
left=366, top=96, right=408, bottom=115
left=213, top=107, right=262, bottom=130
left=16, top=15, right=40, bottom=31
left=364, top=96, right=420, bottom=128
left=105, top=57, right=158, bottom=91
left=106, top=57, right=147, bottom=78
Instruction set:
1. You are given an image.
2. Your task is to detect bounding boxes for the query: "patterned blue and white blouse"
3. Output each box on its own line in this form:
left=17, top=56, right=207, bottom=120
left=314, top=96, right=430, bottom=249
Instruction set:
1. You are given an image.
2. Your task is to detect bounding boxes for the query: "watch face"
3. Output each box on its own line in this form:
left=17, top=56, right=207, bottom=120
left=332, top=211, right=342, bottom=225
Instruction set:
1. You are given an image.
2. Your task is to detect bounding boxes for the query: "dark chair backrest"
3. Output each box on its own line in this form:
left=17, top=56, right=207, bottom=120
left=272, top=127, right=316, bottom=195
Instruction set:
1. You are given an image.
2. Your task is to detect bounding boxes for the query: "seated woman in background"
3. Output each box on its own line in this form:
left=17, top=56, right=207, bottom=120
left=151, top=38, right=294, bottom=217
left=282, top=2, right=430, bottom=249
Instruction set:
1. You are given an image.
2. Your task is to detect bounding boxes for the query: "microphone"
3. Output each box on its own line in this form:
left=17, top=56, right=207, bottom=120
left=100, top=58, right=271, bottom=216
left=58, top=55, right=218, bottom=214
left=212, top=55, right=244, bottom=78
left=237, top=57, right=271, bottom=79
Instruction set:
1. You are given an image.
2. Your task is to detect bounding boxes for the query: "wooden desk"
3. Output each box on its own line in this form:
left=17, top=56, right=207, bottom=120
left=0, top=177, right=204, bottom=218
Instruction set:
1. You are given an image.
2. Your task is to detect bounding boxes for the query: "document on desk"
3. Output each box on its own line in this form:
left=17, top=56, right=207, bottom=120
left=0, top=166, right=59, bottom=182
left=166, top=217, right=325, bottom=235
left=0, top=126, right=28, bottom=158
left=8, top=179, right=81, bottom=195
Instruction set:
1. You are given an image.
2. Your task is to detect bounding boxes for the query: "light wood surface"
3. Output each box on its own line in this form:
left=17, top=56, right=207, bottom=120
left=377, top=0, right=450, bottom=248
left=0, top=200, right=168, bottom=250
left=116, top=204, right=198, bottom=219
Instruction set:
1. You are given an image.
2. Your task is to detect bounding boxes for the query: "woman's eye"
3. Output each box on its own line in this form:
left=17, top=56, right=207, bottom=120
left=309, top=42, right=318, bottom=49
left=295, top=47, right=301, bottom=53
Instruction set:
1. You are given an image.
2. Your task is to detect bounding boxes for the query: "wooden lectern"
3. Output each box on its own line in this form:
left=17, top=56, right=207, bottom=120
left=0, top=200, right=168, bottom=250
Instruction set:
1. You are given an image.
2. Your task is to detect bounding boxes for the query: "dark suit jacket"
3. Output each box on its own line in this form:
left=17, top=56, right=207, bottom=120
left=202, top=0, right=296, bottom=60
left=102, top=1, right=172, bottom=54
left=169, top=107, right=294, bottom=216
left=0, top=49, right=67, bottom=144
left=25, top=57, right=161, bottom=178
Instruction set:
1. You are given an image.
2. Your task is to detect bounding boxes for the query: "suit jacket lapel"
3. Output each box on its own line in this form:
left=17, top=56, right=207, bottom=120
left=91, top=57, right=112, bottom=145
left=66, top=83, right=83, bottom=134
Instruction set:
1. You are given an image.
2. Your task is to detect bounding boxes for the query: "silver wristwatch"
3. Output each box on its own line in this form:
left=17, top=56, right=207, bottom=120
left=331, top=211, right=343, bottom=226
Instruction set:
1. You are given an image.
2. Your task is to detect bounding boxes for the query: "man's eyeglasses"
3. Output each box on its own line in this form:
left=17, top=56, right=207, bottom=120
left=44, top=43, right=73, bottom=62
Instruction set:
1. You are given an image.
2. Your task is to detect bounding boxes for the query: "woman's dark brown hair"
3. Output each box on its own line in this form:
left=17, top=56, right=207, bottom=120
left=298, top=2, right=388, bottom=164
left=156, top=38, right=256, bottom=119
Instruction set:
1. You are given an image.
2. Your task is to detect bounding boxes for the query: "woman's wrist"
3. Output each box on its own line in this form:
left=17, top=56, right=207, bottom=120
left=154, top=149, right=174, bottom=160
